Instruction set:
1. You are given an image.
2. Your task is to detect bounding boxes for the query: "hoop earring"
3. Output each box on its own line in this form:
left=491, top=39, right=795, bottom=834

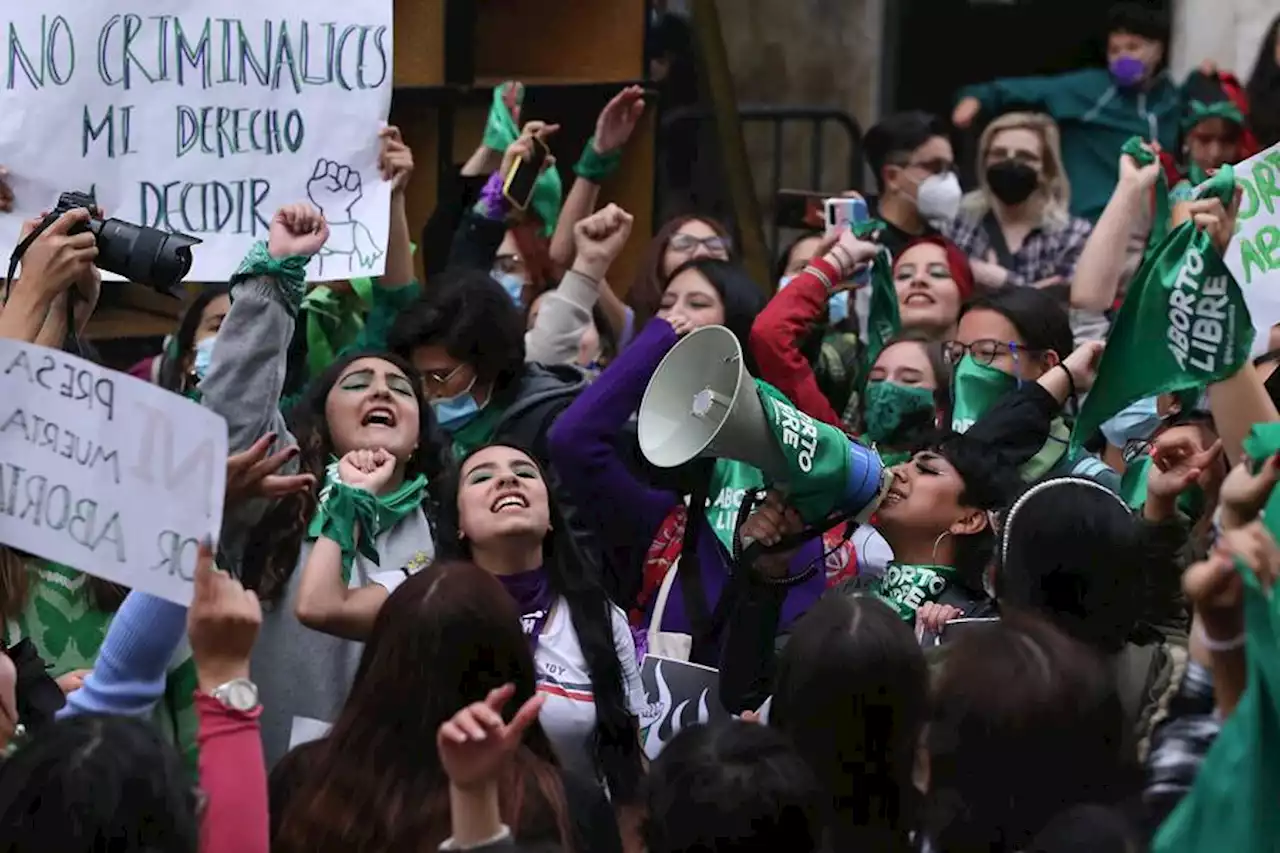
left=931, top=530, right=952, bottom=564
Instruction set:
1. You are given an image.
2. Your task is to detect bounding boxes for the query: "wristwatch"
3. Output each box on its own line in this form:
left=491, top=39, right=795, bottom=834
left=209, top=678, right=260, bottom=712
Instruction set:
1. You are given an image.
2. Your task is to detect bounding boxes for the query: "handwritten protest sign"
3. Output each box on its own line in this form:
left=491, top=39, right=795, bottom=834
left=0, top=3, right=393, bottom=282
left=639, top=655, right=729, bottom=759
left=0, top=340, right=227, bottom=605
left=1226, top=141, right=1280, bottom=354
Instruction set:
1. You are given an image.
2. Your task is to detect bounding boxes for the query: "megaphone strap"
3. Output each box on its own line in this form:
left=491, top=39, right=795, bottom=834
left=732, top=487, right=858, bottom=587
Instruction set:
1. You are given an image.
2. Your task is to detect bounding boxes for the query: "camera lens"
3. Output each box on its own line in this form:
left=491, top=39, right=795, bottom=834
left=91, top=219, right=201, bottom=293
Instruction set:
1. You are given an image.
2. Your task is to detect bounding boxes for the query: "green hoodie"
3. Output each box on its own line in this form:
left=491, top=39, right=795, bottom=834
left=959, top=68, right=1180, bottom=222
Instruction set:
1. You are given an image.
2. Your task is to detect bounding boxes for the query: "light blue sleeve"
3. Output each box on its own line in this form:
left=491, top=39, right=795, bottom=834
left=57, top=592, right=188, bottom=719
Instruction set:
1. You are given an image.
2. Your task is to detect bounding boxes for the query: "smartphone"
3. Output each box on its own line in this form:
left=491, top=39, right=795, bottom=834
left=775, top=190, right=827, bottom=230
left=939, top=617, right=1001, bottom=643
left=503, top=136, right=550, bottom=212
left=824, top=196, right=871, bottom=285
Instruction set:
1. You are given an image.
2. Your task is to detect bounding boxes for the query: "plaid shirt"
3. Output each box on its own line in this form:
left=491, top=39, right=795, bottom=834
left=1143, top=660, right=1219, bottom=832
left=943, top=209, right=1093, bottom=288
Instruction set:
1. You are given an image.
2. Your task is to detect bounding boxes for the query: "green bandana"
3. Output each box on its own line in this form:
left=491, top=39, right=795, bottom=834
left=301, top=278, right=374, bottom=380
left=1071, top=166, right=1254, bottom=453
left=756, top=380, right=885, bottom=525
left=1241, top=423, right=1280, bottom=543
left=1182, top=99, right=1245, bottom=133
left=706, top=459, right=767, bottom=554
left=232, top=241, right=309, bottom=312
left=859, top=220, right=901, bottom=372
left=574, top=137, right=623, bottom=183
left=864, top=380, right=935, bottom=445
left=873, top=563, right=957, bottom=622
left=1121, top=136, right=1172, bottom=252
left=950, top=354, right=1019, bottom=433
left=307, top=458, right=428, bottom=583
left=482, top=81, right=563, bottom=236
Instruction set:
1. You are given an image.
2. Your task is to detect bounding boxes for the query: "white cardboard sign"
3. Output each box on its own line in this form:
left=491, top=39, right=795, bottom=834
left=1225, top=141, right=1280, bottom=355
left=0, top=340, right=227, bottom=605
left=0, top=3, right=393, bottom=283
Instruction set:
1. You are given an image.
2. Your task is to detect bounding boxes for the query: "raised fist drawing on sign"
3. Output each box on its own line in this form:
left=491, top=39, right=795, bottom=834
left=306, top=158, right=383, bottom=277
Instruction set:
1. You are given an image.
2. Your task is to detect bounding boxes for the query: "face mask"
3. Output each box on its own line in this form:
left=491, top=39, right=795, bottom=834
left=985, top=160, right=1040, bottom=205
left=193, top=336, right=217, bottom=381
left=864, top=381, right=936, bottom=445
left=1110, top=55, right=1147, bottom=88
left=430, top=376, right=485, bottom=432
left=1100, top=396, right=1161, bottom=450
left=494, top=272, right=525, bottom=307
left=915, top=172, right=963, bottom=225
left=950, top=354, right=1019, bottom=433
left=778, top=275, right=851, bottom=324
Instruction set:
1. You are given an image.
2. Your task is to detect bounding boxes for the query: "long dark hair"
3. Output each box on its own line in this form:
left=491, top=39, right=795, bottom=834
left=629, top=214, right=734, bottom=327
left=272, top=561, right=574, bottom=853
left=435, top=443, right=645, bottom=803
left=1247, top=14, right=1280, bottom=148
left=157, top=286, right=230, bottom=394
left=771, top=594, right=928, bottom=853
left=0, top=715, right=198, bottom=852
left=240, top=351, right=448, bottom=606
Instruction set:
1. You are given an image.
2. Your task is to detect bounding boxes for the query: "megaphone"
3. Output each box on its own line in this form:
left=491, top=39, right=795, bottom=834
left=637, top=325, right=889, bottom=525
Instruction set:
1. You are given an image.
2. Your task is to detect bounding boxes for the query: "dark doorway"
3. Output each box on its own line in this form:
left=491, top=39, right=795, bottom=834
left=881, top=0, right=1173, bottom=185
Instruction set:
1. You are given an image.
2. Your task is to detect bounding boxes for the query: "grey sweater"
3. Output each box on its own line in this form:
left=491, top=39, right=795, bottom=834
left=202, top=272, right=436, bottom=765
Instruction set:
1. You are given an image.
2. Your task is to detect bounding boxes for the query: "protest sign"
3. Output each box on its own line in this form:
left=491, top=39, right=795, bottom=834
left=0, top=339, right=227, bottom=605
left=0, top=3, right=393, bottom=282
left=1225, top=141, right=1280, bottom=355
left=639, top=655, right=729, bottom=759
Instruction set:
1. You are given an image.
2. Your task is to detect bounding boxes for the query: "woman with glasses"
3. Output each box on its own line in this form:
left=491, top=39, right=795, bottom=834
left=626, top=214, right=733, bottom=336
left=948, top=286, right=1121, bottom=491
left=943, top=112, right=1092, bottom=296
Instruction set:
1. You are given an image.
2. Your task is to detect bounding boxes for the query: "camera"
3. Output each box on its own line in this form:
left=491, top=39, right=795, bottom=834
left=46, top=190, right=201, bottom=293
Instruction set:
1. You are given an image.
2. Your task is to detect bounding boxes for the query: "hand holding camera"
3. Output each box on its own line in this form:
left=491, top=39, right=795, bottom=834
left=19, top=208, right=98, bottom=302
left=268, top=203, right=329, bottom=260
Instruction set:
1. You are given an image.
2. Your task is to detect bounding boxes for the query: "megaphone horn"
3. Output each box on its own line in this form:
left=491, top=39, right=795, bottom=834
left=637, top=325, right=789, bottom=478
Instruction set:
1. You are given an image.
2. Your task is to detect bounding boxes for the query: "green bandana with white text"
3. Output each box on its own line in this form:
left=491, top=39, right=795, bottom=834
left=1071, top=165, right=1254, bottom=452
left=950, top=354, right=1019, bottom=433
left=706, top=459, right=767, bottom=553
left=873, top=562, right=957, bottom=621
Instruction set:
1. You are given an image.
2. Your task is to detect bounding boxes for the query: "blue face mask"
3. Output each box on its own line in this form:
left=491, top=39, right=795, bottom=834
left=494, top=272, right=526, bottom=307
left=193, top=336, right=217, bottom=381
left=778, top=276, right=850, bottom=324
left=430, top=376, right=485, bottom=432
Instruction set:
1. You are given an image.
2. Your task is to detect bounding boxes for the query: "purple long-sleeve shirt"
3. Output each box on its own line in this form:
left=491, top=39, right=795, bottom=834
left=547, top=318, right=825, bottom=641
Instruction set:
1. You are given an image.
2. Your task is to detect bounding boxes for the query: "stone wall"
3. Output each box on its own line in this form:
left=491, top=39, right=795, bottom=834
left=714, top=0, right=884, bottom=214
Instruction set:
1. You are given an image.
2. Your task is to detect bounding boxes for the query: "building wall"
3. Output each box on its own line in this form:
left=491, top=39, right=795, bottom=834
left=1171, top=0, right=1275, bottom=83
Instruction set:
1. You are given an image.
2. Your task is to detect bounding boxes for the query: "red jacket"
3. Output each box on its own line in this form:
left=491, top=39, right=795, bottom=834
left=749, top=256, right=847, bottom=430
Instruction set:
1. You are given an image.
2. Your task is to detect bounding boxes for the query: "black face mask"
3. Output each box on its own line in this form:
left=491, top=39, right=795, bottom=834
left=986, top=160, right=1040, bottom=205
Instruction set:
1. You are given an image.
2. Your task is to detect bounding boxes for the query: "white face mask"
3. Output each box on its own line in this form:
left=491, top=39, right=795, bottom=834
left=915, top=172, right=963, bottom=226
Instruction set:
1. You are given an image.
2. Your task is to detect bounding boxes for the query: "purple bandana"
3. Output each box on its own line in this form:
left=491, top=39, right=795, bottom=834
left=496, top=567, right=556, bottom=651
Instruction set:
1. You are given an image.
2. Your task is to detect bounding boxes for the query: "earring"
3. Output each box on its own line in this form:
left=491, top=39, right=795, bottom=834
left=931, top=530, right=952, bottom=564
left=457, top=530, right=465, bottom=541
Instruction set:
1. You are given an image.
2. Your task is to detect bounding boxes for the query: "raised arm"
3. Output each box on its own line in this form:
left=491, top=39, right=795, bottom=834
left=378, top=126, right=416, bottom=288
left=1071, top=148, right=1161, bottom=312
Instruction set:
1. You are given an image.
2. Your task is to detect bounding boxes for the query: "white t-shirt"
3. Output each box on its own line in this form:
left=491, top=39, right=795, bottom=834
left=535, top=599, right=646, bottom=782
left=853, top=524, right=893, bottom=577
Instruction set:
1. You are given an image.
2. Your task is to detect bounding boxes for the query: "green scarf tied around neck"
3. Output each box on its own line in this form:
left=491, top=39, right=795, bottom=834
left=483, top=82, right=563, bottom=236
left=307, top=458, right=428, bottom=582
left=873, top=563, right=958, bottom=622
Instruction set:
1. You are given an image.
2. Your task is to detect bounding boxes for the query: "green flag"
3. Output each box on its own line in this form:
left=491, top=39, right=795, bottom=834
left=755, top=380, right=885, bottom=525
left=856, top=218, right=901, bottom=371
left=481, top=81, right=562, bottom=236
left=1152, top=559, right=1280, bottom=853
left=1070, top=166, right=1254, bottom=452
left=706, top=459, right=767, bottom=553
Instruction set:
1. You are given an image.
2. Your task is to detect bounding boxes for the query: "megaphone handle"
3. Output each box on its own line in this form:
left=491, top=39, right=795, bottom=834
left=733, top=487, right=859, bottom=588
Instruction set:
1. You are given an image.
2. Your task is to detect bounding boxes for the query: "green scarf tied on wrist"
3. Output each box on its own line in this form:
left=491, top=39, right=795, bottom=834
left=307, top=458, right=428, bottom=582
left=483, top=82, right=563, bottom=236
left=232, top=241, right=310, bottom=312
left=575, top=137, right=624, bottom=183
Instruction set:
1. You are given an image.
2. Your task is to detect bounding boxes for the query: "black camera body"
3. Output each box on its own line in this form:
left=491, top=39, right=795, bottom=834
left=46, top=190, right=201, bottom=293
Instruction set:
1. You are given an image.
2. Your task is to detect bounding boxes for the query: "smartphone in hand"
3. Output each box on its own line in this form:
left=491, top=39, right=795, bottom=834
left=503, top=136, right=550, bottom=211
left=824, top=196, right=871, bottom=285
